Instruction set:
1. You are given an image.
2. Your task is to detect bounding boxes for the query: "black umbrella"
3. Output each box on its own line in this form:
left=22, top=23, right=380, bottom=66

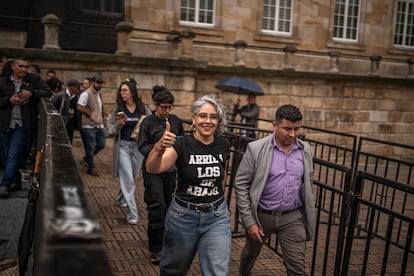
left=18, top=149, right=43, bottom=276
left=215, top=77, right=265, bottom=96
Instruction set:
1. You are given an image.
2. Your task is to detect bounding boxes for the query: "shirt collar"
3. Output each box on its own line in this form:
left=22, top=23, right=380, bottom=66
left=272, top=134, right=303, bottom=151
left=10, top=74, right=22, bottom=83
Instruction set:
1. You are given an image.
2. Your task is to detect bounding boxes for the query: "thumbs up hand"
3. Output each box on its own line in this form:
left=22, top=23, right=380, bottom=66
left=156, top=119, right=176, bottom=150
left=165, top=120, right=171, bottom=132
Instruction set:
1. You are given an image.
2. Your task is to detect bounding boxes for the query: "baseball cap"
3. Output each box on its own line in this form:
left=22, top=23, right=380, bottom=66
left=92, top=75, right=105, bottom=83
left=67, top=79, right=81, bottom=87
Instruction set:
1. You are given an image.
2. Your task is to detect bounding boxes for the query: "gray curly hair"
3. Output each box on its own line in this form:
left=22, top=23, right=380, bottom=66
left=192, top=94, right=227, bottom=134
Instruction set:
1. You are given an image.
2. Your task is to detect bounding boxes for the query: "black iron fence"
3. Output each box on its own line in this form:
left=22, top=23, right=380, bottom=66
left=221, top=120, right=414, bottom=275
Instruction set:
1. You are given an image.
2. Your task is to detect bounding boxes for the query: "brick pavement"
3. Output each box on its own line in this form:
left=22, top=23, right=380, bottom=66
left=72, top=138, right=289, bottom=276
left=1, top=135, right=412, bottom=275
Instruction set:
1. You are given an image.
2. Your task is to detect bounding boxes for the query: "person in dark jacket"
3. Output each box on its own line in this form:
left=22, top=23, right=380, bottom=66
left=0, top=57, right=51, bottom=198
left=233, top=92, right=260, bottom=138
left=138, top=85, right=184, bottom=264
left=52, top=79, right=81, bottom=144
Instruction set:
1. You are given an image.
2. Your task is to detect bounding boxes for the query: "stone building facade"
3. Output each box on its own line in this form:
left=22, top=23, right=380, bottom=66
left=0, top=0, right=413, bottom=159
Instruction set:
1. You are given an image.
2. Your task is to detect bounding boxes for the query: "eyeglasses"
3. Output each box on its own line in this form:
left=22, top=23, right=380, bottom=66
left=157, top=104, right=175, bottom=111
left=196, top=113, right=218, bottom=121
left=120, top=88, right=129, bottom=93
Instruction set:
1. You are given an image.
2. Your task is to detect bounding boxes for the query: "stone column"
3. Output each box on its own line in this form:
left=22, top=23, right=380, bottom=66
left=283, top=44, right=297, bottom=70
left=369, top=55, right=382, bottom=75
left=166, top=31, right=182, bottom=59
left=233, top=40, right=247, bottom=67
left=115, top=21, right=134, bottom=55
left=407, top=58, right=414, bottom=78
left=41, top=14, right=61, bottom=50
left=180, top=29, right=196, bottom=60
left=328, top=50, right=341, bottom=73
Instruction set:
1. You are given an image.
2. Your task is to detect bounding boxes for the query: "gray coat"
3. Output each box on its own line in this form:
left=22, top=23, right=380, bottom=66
left=107, top=105, right=151, bottom=177
left=235, top=134, right=315, bottom=240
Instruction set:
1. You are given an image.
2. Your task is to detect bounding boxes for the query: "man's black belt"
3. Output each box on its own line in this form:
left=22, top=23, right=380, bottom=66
left=257, top=207, right=296, bottom=216
left=175, top=196, right=224, bottom=212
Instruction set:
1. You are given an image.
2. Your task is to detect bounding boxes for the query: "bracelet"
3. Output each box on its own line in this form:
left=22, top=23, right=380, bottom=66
left=153, top=143, right=166, bottom=156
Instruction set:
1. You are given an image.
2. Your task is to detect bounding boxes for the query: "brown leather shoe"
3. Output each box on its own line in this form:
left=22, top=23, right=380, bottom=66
left=86, top=169, right=99, bottom=176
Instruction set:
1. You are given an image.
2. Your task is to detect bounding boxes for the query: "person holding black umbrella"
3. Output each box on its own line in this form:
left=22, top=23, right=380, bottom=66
left=233, top=92, right=260, bottom=138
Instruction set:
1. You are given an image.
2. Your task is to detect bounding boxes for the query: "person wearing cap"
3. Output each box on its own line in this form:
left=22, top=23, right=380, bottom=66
left=77, top=75, right=106, bottom=176
left=53, top=79, right=81, bottom=144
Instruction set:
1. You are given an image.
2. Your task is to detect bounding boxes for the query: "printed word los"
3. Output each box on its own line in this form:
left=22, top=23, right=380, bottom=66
left=197, top=166, right=220, bottom=178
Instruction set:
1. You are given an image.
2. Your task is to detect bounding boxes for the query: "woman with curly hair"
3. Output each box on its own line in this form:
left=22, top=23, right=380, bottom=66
left=146, top=94, right=231, bottom=275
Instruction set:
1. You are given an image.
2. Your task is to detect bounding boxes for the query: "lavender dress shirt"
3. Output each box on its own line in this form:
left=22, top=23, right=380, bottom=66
left=258, top=140, right=304, bottom=211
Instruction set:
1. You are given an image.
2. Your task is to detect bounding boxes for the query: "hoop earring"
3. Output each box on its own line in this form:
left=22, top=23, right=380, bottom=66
left=191, top=123, right=196, bottom=132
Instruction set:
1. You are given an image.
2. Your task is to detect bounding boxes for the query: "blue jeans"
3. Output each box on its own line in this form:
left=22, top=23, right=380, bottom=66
left=0, top=126, right=28, bottom=188
left=116, top=140, right=143, bottom=220
left=160, top=197, right=231, bottom=276
left=82, top=127, right=106, bottom=170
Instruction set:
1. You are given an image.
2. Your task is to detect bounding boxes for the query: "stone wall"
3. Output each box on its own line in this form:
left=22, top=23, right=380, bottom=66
left=1, top=48, right=412, bottom=161
left=127, top=0, right=414, bottom=78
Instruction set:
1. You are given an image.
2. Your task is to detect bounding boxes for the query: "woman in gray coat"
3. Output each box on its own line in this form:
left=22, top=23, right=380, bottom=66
left=107, top=79, right=151, bottom=224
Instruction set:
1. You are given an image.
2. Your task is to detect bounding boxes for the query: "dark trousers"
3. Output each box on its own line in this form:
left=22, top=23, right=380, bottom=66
left=143, top=170, right=176, bottom=253
left=66, top=118, right=76, bottom=144
left=240, top=208, right=307, bottom=276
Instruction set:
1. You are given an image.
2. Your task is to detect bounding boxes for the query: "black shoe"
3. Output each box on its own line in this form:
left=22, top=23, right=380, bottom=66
left=150, top=252, right=160, bottom=264
left=9, top=183, right=22, bottom=192
left=0, top=186, right=9, bottom=198
left=80, top=156, right=88, bottom=167
left=86, top=169, right=99, bottom=176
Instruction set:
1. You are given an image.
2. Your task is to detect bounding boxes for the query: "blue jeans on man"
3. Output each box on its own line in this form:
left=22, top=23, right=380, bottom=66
left=82, top=127, right=105, bottom=174
left=0, top=126, right=27, bottom=196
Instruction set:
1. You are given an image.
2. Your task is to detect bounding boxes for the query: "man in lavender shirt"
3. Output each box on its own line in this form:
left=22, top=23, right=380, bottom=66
left=235, top=104, right=315, bottom=275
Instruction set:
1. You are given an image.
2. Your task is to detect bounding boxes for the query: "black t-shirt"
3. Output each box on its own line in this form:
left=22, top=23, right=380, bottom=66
left=173, top=135, right=230, bottom=204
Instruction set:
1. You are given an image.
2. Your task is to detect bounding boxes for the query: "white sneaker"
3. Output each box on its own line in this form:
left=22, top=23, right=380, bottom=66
left=127, top=219, right=138, bottom=225
left=116, top=201, right=127, bottom=207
